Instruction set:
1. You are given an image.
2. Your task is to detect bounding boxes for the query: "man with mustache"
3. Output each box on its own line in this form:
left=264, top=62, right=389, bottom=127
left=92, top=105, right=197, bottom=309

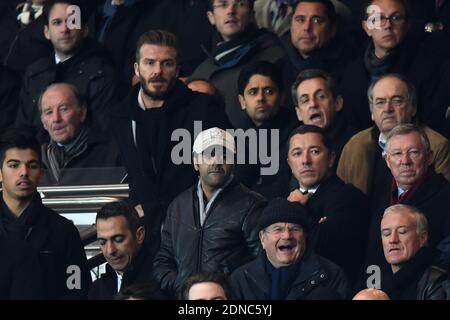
left=110, top=30, right=230, bottom=252
left=152, top=127, right=266, bottom=298
left=291, top=69, right=357, bottom=164
left=364, top=124, right=450, bottom=279
left=341, top=0, right=446, bottom=131
left=378, top=204, right=448, bottom=299
left=38, top=83, right=122, bottom=185
left=337, top=74, right=450, bottom=198
left=191, top=0, right=285, bottom=127
left=285, top=125, right=369, bottom=284
left=230, top=198, right=348, bottom=299
left=16, top=0, right=117, bottom=133
left=0, top=127, right=91, bottom=299
left=89, top=201, right=162, bottom=300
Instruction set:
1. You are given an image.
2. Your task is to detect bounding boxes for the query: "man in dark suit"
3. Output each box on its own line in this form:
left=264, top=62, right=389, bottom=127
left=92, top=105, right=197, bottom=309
left=285, top=125, right=369, bottom=283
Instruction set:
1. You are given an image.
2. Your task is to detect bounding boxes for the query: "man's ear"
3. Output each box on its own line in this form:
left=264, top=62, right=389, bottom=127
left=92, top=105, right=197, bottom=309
left=134, top=62, right=139, bottom=78
left=362, top=20, right=372, bottom=37
left=207, top=11, right=216, bottom=26
left=238, top=94, right=246, bottom=110
left=136, top=226, right=145, bottom=245
left=193, top=155, right=200, bottom=171
left=44, top=25, right=50, bottom=40
left=259, top=230, right=266, bottom=249
left=295, top=106, right=303, bottom=122
left=335, top=96, right=344, bottom=112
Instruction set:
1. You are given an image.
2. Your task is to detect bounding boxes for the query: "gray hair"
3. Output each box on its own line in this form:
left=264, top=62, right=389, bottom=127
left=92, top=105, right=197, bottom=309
left=385, top=123, right=431, bottom=153
left=383, top=204, right=428, bottom=236
left=367, top=74, right=417, bottom=112
left=38, top=83, right=86, bottom=113
left=291, top=69, right=340, bottom=107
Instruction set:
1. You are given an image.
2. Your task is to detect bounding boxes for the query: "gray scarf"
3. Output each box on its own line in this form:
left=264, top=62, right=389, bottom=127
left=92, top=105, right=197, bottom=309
left=47, top=126, right=89, bottom=182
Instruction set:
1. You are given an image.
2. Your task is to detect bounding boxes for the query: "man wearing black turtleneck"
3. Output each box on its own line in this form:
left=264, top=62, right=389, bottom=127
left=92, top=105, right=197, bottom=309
left=191, top=0, right=285, bottom=127
left=17, top=0, right=118, bottom=132
left=0, top=127, right=91, bottom=299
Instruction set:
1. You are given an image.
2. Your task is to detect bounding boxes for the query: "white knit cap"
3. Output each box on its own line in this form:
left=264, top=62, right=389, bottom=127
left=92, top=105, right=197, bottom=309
left=192, top=127, right=235, bottom=154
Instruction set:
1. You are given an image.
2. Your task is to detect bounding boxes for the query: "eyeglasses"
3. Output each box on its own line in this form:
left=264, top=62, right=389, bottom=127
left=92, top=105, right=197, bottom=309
left=212, top=0, right=250, bottom=10
left=386, top=149, right=424, bottom=161
left=371, top=13, right=406, bottom=27
left=265, top=223, right=303, bottom=236
left=373, top=97, right=406, bottom=109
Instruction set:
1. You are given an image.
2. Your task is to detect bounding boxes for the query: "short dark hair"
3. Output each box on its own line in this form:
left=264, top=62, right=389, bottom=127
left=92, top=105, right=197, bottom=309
left=0, top=127, right=42, bottom=167
left=38, top=83, right=86, bottom=113
left=295, top=0, right=337, bottom=25
left=181, top=272, right=232, bottom=300
left=238, top=61, right=283, bottom=95
left=96, top=201, right=142, bottom=236
left=208, top=0, right=255, bottom=11
left=288, top=125, right=333, bottom=152
left=115, top=283, right=164, bottom=300
left=43, top=0, right=89, bottom=27
left=135, top=30, right=178, bottom=63
left=291, top=69, right=340, bottom=107
left=363, top=0, right=409, bottom=21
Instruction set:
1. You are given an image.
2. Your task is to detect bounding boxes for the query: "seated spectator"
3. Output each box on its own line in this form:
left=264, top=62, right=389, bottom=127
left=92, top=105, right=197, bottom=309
left=230, top=198, right=348, bottom=299
left=181, top=272, right=231, bottom=300
left=38, top=83, right=122, bottom=185
left=291, top=69, right=357, bottom=163
left=89, top=201, right=160, bottom=300
left=0, top=236, right=44, bottom=299
left=0, top=127, right=91, bottom=299
left=234, top=61, right=299, bottom=198
left=285, top=125, right=369, bottom=283
left=379, top=204, right=448, bottom=299
left=191, top=0, right=285, bottom=127
left=352, top=288, right=390, bottom=300
left=152, top=127, right=266, bottom=298
left=17, top=0, right=118, bottom=132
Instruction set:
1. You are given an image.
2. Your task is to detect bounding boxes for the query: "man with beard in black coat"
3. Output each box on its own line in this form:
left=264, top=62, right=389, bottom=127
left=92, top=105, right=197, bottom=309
left=17, top=0, right=118, bottom=132
left=285, top=125, right=369, bottom=284
left=0, top=127, right=91, bottom=299
left=110, top=30, right=231, bottom=251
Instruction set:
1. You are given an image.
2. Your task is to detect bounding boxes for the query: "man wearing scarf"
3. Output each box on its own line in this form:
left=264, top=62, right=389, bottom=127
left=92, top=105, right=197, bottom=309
left=191, top=0, right=285, bottom=128
left=39, top=83, right=121, bottom=185
left=341, top=0, right=446, bottom=131
left=230, top=198, right=348, bottom=299
left=365, top=124, right=450, bottom=282
left=379, top=204, right=448, bottom=299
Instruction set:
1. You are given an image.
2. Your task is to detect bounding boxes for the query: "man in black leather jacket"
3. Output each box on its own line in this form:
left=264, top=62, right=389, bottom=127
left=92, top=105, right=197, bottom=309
left=152, top=127, right=266, bottom=298
left=378, top=204, right=449, bottom=300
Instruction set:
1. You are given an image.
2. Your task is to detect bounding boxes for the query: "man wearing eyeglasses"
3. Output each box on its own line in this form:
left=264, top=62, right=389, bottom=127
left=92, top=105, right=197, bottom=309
left=341, top=0, right=445, bottom=131
left=230, top=198, right=348, bottom=299
left=338, top=74, right=450, bottom=198
left=364, top=124, right=450, bottom=281
left=191, top=0, right=285, bottom=128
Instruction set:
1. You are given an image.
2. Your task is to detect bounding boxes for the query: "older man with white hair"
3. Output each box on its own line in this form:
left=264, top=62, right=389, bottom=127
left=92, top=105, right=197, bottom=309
left=153, top=127, right=266, bottom=298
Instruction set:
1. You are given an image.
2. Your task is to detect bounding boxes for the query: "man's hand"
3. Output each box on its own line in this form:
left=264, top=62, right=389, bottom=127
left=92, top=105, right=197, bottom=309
left=287, top=189, right=311, bottom=205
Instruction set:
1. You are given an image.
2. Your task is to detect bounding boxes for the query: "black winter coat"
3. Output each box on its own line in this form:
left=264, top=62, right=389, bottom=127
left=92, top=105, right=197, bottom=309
left=17, top=38, right=118, bottom=131
left=0, top=65, right=21, bottom=132
left=110, top=81, right=231, bottom=237
left=0, top=193, right=91, bottom=299
left=0, top=236, right=44, bottom=299
left=89, top=248, right=159, bottom=300
left=152, top=179, right=266, bottom=297
left=230, top=250, right=349, bottom=300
